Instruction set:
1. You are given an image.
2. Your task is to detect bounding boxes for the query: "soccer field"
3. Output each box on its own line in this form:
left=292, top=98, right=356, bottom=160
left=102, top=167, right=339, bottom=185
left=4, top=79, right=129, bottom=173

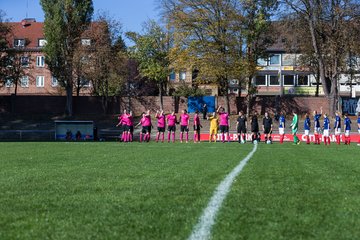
left=0, top=142, right=359, bottom=240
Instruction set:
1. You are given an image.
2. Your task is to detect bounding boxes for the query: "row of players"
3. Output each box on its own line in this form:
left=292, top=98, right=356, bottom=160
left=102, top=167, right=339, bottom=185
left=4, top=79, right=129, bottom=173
left=115, top=106, right=360, bottom=145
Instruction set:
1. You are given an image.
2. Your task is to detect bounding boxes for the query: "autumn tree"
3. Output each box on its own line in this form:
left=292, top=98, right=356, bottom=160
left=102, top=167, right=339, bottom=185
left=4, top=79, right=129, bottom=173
left=126, top=20, right=171, bottom=109
left=40, top=0, right=93, bottom=116
left=79, top=13, right=127, bottom=113
left=283, top=0, right=360, bottom=115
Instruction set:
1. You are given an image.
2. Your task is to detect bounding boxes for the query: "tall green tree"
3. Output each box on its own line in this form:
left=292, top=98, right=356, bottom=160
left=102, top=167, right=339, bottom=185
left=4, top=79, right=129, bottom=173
left=0, top=10, right=10, bottom=82
left=283, top=0, right=360, bottom=115
left=126, top=20, right=171, bottom=109
left=40, top=0, right=93, bottom=116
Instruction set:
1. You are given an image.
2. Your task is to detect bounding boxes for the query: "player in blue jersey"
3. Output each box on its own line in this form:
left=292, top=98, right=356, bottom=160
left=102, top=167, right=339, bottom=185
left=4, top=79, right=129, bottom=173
left=358, top=112, right=360, bottom=146
left=322, top=113, right=331, bottom=145
left=344, top=113, right=352, bottom=145
left=278, top=112, right=286, bottom=144
left=313, top=107, right=323, bottom=144
left=304, top=113, right=311, bottom=144
left=334, top=112, right=341, bottom=145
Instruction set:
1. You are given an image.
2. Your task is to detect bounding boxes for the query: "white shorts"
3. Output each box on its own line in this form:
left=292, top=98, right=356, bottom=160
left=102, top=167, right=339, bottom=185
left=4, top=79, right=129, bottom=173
left=314, top=127, right=321, bottom=134
left=345, top=130, right=350, bottom=137
left=279, top=128, right=284, bottom=135
left=358, top=129, right=360, bottom=134
left=323, top=129, right=329, bottom=137
left=335, top=128, right=341, bottom=135
left=304, top=130, right=309, bottom=136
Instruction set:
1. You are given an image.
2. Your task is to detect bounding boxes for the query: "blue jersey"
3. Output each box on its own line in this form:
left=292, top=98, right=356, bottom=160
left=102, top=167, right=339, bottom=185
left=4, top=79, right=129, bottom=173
left=344, top=118, right=352, bottom=130
left=334, top=116, right=341, bottom=129
left=323, top=117, right=330, bottom=130
left=304, top=117, right=311, bottom=130
left=358, top=116, right=360, bottom=129
left=314, top=114, right=321, bottom=128
left=279, top=115, right=285, bottom=128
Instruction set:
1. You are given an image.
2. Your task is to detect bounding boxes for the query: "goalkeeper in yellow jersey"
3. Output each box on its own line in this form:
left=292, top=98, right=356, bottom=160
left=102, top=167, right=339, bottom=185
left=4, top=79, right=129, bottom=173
left=207, top=112, right=219, bottom=142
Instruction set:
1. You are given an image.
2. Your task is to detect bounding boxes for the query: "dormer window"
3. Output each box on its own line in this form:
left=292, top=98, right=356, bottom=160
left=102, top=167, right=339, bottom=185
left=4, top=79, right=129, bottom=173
left=38, top=39, right=47, bottom=47
left=81, top=39, right=91, bottom=46
left=14, top=39, right=25, bottom=47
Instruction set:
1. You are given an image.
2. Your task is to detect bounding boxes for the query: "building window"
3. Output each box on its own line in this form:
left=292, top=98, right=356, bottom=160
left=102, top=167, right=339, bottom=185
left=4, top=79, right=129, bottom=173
left=21, top=56, right=29, bottom=67
left=255, top=75, right=266, bottom=86
left=282, top=54, right=296, bottom=66
left=38, top=39, right=47, bottom=47
left=20, top=76, right=29, bottom=87
left=36, top=56, right=45, bottom=67
left=81, top=39, right=91, bottom=46
left=283, top=75, right=294, bottom=86
left=5, top=78, right=13, bottom=87
left=297, top=75, right=309, bottom=86
left=51, top=76, right=58, bottom=87
left=269, top=54, right=280, bottom=65
left=269, top=75, right=280, bottom=86
left=14, top=39, right=25, bottom=47
left=80, top=77, right=90, bottom=87
left=257, top=58, right=268, bottom=66
left=179, top=70, right=186, bottom=81
left=36, top=76, right=45, bottom=87
left=169, top=70, right=175, bottom=81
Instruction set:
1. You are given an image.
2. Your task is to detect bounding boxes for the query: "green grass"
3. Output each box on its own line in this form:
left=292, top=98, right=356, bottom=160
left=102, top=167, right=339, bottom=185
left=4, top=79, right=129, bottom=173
left=0, top=142, right=359, bottom=239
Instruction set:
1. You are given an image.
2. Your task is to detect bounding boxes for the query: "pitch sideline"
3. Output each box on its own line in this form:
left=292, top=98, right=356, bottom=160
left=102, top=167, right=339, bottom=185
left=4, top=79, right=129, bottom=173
left=188, top=144, right=258, bottom=240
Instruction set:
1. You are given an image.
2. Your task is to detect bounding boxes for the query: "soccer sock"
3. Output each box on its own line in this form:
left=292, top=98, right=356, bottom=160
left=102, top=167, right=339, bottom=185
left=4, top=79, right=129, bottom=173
left=222, top=133, right=225, bottom=142
left=161, top=133, right=164, bottom=142
left=306, top=136, right=310, bottom=144
left=121, top=133, right=125, bottom=142
left=180, top=132, right=183, bottom=142
left=167, top=132, right=171, bottom=142
left=129, top=133, right=132, bottom=142
left=172, top=132, right=175, bottom=142
left=156, top=133, right=159, bottom=142
left=328, top=136, right=330, bottom=145
left=186, top=132, right=189, bottom=142
left=324, top=137, right=327, bottom=145
left=293, top=135, right=297, bottom=143
left=238, top=134, right=241, bottom=143
left=194, top=133, right=197, bottom=142
left=198, top=131, right=201, bottom=142
left=314, top=134, right=318, bottom=144
left=348, top=136, right=351, bottom=145
left=139, top=133, right=143, bottom=142
left=242, top=134, right=246, bottom=143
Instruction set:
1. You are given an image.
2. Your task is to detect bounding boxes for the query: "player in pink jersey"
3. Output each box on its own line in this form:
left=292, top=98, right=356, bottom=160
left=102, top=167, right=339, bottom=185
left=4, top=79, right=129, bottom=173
left=217, top=106, right=230, bottom=143
left=116, top=109, right=131, bottom=142
left=166, top=111, right=177, bottom=143
left=128, top=111, right=134, bottom=142
left=180, top=109, right=190, bottom=143
left=193, top=110, right=203, bottom=143
left=135, top=110, right=152, bottom=142
left=155, top=110, right=166, bottom=143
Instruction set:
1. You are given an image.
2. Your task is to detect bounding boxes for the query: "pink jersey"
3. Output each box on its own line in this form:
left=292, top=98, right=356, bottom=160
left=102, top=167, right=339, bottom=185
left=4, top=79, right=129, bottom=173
left=194, top=114, right=200, bottom=126
left=156, top=114, right=166, bottom=128
left=127, top=115, right=134, bottom=126
left=180, top=113, right=189, bottom=126
left=142, top=115, right=152, bottom=127
left=219, top=112, right=229, bottom=126
left=167, top=114, right=177, bottom=126
left=119, top=114, right=130, bottom=125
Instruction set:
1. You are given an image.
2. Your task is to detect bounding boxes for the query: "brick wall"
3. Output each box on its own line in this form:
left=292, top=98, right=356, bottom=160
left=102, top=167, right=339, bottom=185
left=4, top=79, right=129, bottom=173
left=0, top=95, right=331, bottom=116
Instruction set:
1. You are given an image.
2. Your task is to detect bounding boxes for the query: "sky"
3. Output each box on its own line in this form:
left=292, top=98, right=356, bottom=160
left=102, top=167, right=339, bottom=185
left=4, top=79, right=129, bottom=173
left=0, top=0, right=161, bottom=34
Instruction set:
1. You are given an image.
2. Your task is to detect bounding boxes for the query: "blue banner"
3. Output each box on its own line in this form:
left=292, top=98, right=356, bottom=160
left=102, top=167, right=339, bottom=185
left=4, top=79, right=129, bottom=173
left=187, top=96, right=215, bottom=114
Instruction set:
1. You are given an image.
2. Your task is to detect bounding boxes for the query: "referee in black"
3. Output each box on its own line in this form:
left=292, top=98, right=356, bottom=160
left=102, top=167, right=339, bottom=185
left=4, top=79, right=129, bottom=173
left=262, top=112, right=273, bottom=143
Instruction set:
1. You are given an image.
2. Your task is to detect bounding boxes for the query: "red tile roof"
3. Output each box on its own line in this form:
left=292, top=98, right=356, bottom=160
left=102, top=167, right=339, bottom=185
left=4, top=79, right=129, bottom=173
left=6, top=19, right=44, bottom=49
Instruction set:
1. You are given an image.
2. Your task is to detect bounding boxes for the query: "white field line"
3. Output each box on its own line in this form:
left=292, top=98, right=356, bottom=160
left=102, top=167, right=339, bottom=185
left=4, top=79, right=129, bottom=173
left=188, top=144, right=258, bottom=240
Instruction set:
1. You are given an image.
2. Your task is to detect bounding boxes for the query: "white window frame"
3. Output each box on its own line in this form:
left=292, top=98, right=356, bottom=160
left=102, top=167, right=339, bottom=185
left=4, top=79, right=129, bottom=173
left=38, top=39, right=47, bottom=47
left=14, top=39, right=25, bottom=47
left=81, top=39, right=91, bottom=46
left=51, top=76, right=58, bottom=87
left=179, top=70, right=186, bottom=81
left=283, top=75, right=295, bottom=86
left=5, top=78, right=14, bottom=88
left=255, top=75, right=267, bottom=86
left=36, top=56, right=45, bottom=67
left=36, top=76, right=45, bottom=87
left=268, top=75, right=280, bottom=86
left=297, top=75, right=310, bottom=86
left=257, top=58, right=268, bottom=66
left=21, top=56, right=29, bottom=67
left=20, top=76, right=29, bottom=87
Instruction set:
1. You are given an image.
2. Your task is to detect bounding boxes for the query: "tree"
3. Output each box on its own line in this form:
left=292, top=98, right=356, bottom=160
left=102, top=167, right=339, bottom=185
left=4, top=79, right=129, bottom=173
left=283, top=0, right=360, bottom=115
left=40, top=0, right=94, bottom=116
left=126, top=20, right=171, bottom=110
left=80, top=13, right=127, bottom=113
left=0, top=10, right=10, bottom=82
